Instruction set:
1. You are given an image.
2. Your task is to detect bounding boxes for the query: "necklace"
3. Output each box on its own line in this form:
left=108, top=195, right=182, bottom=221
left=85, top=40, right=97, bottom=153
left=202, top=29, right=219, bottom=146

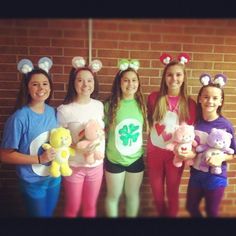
left=166, top=95, right=179, bottom=112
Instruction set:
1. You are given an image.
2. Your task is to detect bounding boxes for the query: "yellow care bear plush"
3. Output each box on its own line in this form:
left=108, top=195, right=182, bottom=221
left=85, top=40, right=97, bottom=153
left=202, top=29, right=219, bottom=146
left=42, top=127, right=75, bottom=178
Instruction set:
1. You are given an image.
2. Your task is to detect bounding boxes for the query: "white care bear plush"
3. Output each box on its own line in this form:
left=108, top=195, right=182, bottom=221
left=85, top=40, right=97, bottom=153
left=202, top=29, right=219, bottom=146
left=166, top=122, right=198, bottom=167
left=196, top=128, right=234, bottom=174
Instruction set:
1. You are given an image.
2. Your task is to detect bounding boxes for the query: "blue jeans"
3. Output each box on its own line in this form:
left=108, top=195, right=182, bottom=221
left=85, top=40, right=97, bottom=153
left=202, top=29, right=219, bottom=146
left=19, top=177, right=61, bottom=217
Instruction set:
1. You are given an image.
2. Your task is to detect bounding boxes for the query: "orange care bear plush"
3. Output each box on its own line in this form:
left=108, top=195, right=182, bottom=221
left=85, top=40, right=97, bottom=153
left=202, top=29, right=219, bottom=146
left=76, top=120, right=105, bottom=164
left=166, top=122, right=198, bottom=167
left=42, top=127, right=75, bottom=177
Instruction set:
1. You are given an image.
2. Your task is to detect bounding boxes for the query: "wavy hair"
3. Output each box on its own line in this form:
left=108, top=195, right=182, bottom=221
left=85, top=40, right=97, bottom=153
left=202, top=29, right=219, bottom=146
left=105, top=68, right=148, bottom=132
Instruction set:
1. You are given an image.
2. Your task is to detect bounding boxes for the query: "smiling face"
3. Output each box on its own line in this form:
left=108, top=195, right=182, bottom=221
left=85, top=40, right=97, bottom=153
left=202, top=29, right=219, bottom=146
left=28, top=73, right=51, bottom=105
left=120, top=70, right=139, bottom=99
left=199, top=86, right=223, bottom=120
left=165, top=64, right=184, bottom=95
left=74, top=70, right=95, bottom=99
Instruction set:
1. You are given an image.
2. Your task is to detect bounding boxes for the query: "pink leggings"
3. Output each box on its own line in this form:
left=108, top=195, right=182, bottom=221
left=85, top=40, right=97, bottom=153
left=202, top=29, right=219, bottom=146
left=147, top=151, right=184, bottom=217
left=63, top=164, right=103, bottom=217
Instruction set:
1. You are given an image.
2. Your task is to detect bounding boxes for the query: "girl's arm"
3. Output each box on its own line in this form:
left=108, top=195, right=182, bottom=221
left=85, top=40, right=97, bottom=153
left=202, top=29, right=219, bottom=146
left=0, top=148, right=56, bottom=165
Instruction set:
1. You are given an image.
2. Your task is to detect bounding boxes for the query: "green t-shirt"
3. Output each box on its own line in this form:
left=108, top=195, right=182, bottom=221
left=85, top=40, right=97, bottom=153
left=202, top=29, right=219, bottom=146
left=104, top=99, right=144, bottom=166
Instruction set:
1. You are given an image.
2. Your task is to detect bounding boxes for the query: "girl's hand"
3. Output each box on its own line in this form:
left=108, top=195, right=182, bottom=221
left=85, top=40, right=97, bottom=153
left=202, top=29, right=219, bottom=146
left=174, top=148, right=196, bottom=160
left=39, top=148, right=56, bottom=164
left=205, top=150, right=225, bottom=167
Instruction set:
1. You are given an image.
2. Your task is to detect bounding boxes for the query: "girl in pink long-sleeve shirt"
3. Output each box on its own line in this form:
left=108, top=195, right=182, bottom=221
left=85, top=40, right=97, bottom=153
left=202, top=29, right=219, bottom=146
left=146, top=53, right=196, bottom=217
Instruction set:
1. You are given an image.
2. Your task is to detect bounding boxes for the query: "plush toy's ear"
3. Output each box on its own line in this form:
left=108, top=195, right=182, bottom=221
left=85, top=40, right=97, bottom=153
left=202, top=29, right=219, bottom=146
left=72, top=56, right=86, bottom=69
left=199, top=73, right=211, bottom=86
left=17, top=59, right=34, bottom=74
left=89, top=59, right=102, bottom=73
left=38, top=57, right=53, bottom=73
left=177, top=53, right=190, bottom=65
left=129, top=59, right=140, bottom=71
left=118, top=59, right=130, bottom=71
left=213, top=74, right=227, bottom=88
left=160, top=53, right=173, bottom=65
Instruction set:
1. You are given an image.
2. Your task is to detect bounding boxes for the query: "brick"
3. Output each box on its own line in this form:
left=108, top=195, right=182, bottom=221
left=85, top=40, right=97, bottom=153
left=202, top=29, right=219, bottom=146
left=119, top=41, right=149, bottom=50
left=29, top=29, right=63, bottom=38
left=52, top=39, right=85, bottom=48
left=48, top=20, right=86, bottom=29
left=29, top=47, right=63, bottom=56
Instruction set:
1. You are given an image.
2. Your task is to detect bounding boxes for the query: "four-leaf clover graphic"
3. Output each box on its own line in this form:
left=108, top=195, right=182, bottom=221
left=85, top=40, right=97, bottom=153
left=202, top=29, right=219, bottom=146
left=119, top=123, right=140, bottom=146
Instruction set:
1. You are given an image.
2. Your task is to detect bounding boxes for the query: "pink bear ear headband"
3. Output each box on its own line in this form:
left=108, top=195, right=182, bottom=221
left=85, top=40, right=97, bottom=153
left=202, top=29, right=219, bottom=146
left=17, top=57, right=53, bottom=74
left=199, top=73, right=227, bottom=88
left=160, top=53, right=191, bottom=65
left=72, top=56, right=102, bottom=73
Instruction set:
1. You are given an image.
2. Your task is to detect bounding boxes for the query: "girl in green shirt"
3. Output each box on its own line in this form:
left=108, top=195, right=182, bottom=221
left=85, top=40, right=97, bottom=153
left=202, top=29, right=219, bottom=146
left=104, top=59, right=148, bottom=217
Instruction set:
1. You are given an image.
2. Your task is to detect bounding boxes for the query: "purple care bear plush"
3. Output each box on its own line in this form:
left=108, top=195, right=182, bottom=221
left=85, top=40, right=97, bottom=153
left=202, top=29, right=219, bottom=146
left=166, top=122, right=198, bottom=168
left=196, top=128, right=234, bottom=174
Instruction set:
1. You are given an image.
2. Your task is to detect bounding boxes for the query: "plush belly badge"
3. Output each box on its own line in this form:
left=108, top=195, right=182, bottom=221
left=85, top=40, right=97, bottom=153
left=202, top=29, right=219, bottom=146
left=196, top=128, right=234, bottom=174
left=76, top=120, right=105, bottom=164
left=166, top=122, right=197, bottom=167
left=42, top=127, right=75, bottom=178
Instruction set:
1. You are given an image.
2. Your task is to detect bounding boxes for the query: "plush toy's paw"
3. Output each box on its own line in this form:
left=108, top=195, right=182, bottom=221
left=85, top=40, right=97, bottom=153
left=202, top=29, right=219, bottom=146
left=61, top=167, right=72, bottom=176
left=50, top=168, right=61, bottom=178
left=173, top=157, right=183, bottom=168
left=42, top=143, right=51, bottom=150
left=86, top=155, right=96, bottom=164
left=211, top=167, right=222, bottom=175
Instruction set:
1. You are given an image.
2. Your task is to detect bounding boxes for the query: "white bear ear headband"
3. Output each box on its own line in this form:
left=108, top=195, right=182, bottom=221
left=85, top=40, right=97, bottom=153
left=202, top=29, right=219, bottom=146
left=17, top=57, right=53, bottom=74
left=72, top=56, right=102, bottom=73
left=118, top=59, right=140, bottom=72
left=199, top=73, right=227, bottom=88
left=160, top=53, right=191, bottom=65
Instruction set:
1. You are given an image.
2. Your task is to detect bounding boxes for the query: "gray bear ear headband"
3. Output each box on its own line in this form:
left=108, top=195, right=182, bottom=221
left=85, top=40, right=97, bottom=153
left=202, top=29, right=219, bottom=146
left=72, top=56, right=102, bottom=73
left=199, top=73, right=227, bottom=88
left=17, top=57, right=53, bottom=74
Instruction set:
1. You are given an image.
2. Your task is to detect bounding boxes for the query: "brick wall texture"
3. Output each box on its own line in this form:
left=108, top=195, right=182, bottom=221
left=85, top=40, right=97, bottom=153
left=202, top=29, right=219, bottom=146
left=0, top=18, right=236, bottom=217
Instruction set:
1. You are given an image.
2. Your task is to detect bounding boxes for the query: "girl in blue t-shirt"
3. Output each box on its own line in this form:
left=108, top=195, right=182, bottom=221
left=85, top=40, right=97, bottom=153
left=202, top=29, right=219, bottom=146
left=0, top=58, right=61, bottom=217
left=185, top=73, right=236, bottom=217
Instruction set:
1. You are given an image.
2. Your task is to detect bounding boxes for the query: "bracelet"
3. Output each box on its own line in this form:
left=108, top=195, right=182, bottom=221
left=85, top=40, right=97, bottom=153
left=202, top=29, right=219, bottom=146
left=38, top=155, right=41, bottom=164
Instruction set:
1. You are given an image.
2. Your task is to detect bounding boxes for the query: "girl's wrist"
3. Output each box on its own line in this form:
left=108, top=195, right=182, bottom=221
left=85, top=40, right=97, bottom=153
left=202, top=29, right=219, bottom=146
left=38, top=154, right=41, bottom=164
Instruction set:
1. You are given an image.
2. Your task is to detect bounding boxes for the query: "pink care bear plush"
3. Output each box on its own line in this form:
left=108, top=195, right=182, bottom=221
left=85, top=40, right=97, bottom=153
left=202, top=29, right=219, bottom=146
left=196, top=128, right=234, bottom=174
left=76, top=120, right=105, bottom=164
left=166, top=122, right=198, bottom=168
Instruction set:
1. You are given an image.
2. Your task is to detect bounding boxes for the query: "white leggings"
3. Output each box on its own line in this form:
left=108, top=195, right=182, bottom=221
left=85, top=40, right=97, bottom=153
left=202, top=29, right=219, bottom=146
left=105, top=170, right=144, bottom=217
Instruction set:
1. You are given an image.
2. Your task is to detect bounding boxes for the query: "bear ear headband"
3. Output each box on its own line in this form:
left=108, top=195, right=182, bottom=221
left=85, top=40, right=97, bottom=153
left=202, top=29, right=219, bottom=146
left=72, top=56, right=102, bottom=73
left=17, top=57, right=53, bottom=74
left=118, top=59, right=140, bottom=72
left=199, top=73, right=227, bottom=88
left=160, top=53, right=191, bottom=65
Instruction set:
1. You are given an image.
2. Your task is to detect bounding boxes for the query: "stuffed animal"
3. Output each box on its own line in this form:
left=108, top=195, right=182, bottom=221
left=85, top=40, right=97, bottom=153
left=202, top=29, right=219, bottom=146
left=166, top=123, right=197, bottom=167
left=196, top=128, right=234, bottom=174
left=42, top=127, right=75, bottom=178
left=76, top=120, right=105, bottom=164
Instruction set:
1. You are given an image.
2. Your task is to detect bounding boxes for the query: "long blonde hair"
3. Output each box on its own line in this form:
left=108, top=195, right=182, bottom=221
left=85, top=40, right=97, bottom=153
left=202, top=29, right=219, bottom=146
left=150, top=60, right=190, bottom=127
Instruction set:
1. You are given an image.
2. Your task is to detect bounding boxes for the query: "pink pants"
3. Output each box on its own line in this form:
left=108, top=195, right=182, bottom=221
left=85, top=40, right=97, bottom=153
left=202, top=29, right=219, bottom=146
left=63, top=164, right=103, bottom=218
left=147, top=150, right=184, bottom=217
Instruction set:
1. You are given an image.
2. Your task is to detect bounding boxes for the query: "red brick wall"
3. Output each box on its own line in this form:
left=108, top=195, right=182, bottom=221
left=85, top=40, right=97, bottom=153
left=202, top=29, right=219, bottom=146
left=1, top=19, right=236, bottom=217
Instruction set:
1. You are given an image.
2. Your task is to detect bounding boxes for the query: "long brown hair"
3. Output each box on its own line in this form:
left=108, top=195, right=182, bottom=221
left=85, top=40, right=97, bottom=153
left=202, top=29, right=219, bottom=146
left=63, top=67, right=99, bottom=104
left=151, top=60, right=190, bottom=127
left=105, top=68, right=148, bottom=132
